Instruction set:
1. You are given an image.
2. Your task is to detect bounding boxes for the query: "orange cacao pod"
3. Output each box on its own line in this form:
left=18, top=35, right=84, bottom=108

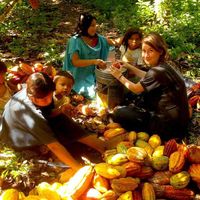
left=111, top=177, right=139, bottom=193
left=163, top=185, right=195, bottom=200
left=136, top=166, right=154, bottom=179
left=148, top=171, right=173, bottom=185
left=169, top=151, right=185, bottom=173
left=153, top=184, right=195, bottom=199
left=122, top=161, right=141, bottom=176
left=19, top=62, right=34, bottom=75
left=163, top=139, right=178, bottom=157
left=188, top=164, right=200, bottom=183
left=187, top=145, right=200, bottom=164
left=132, top=190, right=142, bottom=200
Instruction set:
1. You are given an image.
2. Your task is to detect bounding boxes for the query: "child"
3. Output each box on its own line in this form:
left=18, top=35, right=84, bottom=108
left=120, top=28, right=143, bottom=66
left=0, top=61, right=19, bottom=114
left=53, top=70, right=74, bottom=108
left=52, top=70, right=94, bottom=117
left=51, top=70, right=76, bottom=117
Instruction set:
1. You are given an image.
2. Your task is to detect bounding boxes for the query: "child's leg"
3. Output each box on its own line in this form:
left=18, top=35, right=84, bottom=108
left=78, top=134, right=105, bottom=154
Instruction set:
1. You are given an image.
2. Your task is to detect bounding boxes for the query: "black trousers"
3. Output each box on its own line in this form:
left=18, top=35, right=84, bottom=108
left=111, top=104, right=188, bottom=142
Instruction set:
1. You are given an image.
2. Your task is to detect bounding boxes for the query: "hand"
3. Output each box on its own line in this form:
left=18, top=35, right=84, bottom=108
left=95, top=59, right=106, bottom=69
left=109, top=64, right=123, bottom=80
left=72, top=94, right=85, bottom=103
left=61, top=103, right=77, bottom=117
left=112, top=60, right=123, bottom=69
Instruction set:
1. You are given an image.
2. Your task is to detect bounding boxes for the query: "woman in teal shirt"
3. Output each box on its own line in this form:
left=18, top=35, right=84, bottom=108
left=63, top=13, right=114, bottom=99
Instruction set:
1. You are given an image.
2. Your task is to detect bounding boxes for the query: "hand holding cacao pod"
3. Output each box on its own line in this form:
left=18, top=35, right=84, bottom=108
left=61, top=103, right=77, bottom=117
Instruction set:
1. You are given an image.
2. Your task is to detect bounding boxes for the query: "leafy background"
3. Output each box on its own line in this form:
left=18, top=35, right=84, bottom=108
left=0, top=0, right=199, bottom=79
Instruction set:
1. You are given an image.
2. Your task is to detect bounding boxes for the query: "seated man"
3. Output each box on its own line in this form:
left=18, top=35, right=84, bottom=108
left=0, top=72, right=105, bottom=171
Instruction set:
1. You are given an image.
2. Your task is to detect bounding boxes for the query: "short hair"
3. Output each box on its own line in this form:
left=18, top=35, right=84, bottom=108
left=75, top=13, right=97, bottom=37
left=0, top=61, right=7, bottom=73
left=26, top=72, right=55, bottom=98
left=54, top=70, right=75, bottom=85
left=142, top=32, right=169, bottom=63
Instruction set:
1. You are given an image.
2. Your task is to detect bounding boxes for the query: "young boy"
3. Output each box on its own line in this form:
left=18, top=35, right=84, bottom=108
left=52, top=70, right=95, bottom=117
left=51, top=70, right=76, bottom=117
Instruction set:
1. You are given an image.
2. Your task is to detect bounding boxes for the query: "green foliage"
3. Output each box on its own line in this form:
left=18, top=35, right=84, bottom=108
left=0, top=1, right=65, bottom=66
left=0, top=0, right=199, bottom=76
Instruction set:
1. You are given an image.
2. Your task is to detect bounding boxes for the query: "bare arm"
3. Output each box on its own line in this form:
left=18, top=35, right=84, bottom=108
left=72, top=53, right=106, bottom=68
left=118, top=75, right=144, bottom=94
left=109, top=64, right=145, bottom=94
left=47, top=141, right=81, bottom=170
left=106, top=36, right=123, bottom=46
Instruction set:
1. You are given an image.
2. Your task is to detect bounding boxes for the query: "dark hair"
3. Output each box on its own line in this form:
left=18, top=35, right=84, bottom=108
left=27, top=72, right=55, bottom=98
left=142, top=32, right=169, bottom=63
left=74, top=13, right=97, bottom=37
left=122, top=28, right=143, bottom=52
left=54, top=70, right=75, bottom=85
left=0, top=61, right=7, bottom=73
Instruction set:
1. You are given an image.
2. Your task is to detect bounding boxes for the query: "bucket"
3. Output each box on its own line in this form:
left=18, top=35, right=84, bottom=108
left=95, top=66, right=126, bottom=110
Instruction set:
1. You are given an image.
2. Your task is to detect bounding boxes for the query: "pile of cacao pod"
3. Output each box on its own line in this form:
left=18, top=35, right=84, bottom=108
left=6, top=62, right=56, bottom=86
left=1, top=122, right=200, bottom=200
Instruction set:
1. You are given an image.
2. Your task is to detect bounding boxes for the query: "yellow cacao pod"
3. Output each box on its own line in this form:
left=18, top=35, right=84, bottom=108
left=148, top=134, right=161, bottom=149
left=169, top=151, right=185, bottom=173
left=106, top=153, right=128, bottom=165
left=65, top=165, right=94, bottom=199
left=128, top=131, right=137, bottom=143
left=142, top=182, right=156, bottom=200
left=0, top=189, right=19, bottom=200
left=94, top=163, right=121, bottom=179
left=118, top=191, right=133, bottom=200
left=106, top=122, right=121, bottom=129
left=104, top=128, right=126, bottom=139
left=170, top=171, right=190, bottom=189
left=137, top=132, right=149, bottom=141
left=127, top=147, right=148, bottom=163
left=152, top=156, right=169, bottom=171
left=111, top=177, right=139, bottom=193
left=152, top=145, right=164, bottom=157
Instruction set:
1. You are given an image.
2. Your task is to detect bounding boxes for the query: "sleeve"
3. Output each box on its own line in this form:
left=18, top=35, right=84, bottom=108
left=140, top=69, right=161, bottom=92
left=67, top=36, right=80, bottom=56
left=119, top=45, right=125, bottom=55
left=63, top=36, right=80, bottom=71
